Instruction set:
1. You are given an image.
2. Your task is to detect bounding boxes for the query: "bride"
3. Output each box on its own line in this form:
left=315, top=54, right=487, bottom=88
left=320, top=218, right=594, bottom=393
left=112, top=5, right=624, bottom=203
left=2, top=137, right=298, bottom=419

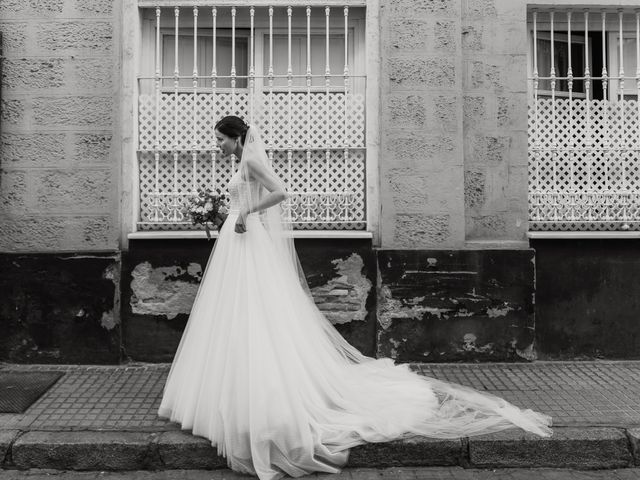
left=157, top=116, right=552, bottom=480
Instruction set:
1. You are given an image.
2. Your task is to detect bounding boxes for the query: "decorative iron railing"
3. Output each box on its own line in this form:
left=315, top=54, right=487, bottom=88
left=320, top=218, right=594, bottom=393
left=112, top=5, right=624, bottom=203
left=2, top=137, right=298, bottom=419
left=136, top=4, right=367, bottom=231
left=528, top=8, right=640, bottom=231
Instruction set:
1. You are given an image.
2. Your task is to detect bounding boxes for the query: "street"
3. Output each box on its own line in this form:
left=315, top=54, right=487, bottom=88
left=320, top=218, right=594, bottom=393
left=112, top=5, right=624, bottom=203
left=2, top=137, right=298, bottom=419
left=1, top=469, right=640, bottom=480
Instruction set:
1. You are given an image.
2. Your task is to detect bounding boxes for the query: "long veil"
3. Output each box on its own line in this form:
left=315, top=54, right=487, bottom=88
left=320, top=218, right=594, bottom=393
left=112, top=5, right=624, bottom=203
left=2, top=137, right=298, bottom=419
left=234, top=125, right=552, bottom=441
left=237, top=125, right=371, bottom=365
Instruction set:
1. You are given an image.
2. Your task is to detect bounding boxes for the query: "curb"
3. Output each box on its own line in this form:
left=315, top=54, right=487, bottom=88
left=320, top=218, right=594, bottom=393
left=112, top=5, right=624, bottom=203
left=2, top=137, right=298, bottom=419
left=1, top=427, right=640, bottom=471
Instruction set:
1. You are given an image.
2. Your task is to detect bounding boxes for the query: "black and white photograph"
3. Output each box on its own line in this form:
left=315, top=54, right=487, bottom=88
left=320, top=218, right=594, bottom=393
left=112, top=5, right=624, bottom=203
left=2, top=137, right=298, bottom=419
left=0, top=1, right=639, bottom=479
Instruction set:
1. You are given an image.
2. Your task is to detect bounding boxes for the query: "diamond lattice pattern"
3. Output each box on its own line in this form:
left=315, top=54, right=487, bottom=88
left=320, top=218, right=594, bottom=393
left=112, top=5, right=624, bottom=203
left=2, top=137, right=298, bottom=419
left=137, top=91, right=366, bottom=231
left=528, top=98, right=640, bottom=231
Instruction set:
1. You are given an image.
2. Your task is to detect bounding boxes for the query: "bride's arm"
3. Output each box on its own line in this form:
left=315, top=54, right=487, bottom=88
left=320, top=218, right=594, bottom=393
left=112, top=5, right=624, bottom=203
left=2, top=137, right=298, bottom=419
left=242, top=158, right=289, bottom=214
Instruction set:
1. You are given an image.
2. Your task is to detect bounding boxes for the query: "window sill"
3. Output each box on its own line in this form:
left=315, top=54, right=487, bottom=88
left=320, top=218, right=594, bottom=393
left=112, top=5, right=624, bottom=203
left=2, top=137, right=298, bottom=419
left=527, top=231, right=640, bottom=239
left=128, top=230, right=373, bottom=240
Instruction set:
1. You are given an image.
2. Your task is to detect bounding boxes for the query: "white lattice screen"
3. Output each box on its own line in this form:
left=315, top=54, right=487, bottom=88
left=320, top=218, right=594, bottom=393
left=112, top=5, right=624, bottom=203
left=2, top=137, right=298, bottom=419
left=529, top=98, right=640, bottom=230
left=528, top=8, right=640, bottom=231
left=136, top=4, right=367, bottom=232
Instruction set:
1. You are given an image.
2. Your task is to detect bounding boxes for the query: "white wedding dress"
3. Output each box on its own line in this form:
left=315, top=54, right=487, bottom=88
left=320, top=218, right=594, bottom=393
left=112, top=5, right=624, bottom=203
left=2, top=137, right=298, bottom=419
left=157, top=129, right=552, bottom=480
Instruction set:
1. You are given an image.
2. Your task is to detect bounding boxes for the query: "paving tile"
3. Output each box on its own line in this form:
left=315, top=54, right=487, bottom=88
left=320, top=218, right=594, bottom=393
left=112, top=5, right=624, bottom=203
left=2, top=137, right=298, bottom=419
left=1, top=362, right=640, bottom=431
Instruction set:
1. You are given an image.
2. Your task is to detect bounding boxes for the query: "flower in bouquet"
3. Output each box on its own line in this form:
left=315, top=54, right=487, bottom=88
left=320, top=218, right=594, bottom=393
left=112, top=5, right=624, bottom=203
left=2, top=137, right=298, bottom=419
left=187, top=188, right=229, bottom=239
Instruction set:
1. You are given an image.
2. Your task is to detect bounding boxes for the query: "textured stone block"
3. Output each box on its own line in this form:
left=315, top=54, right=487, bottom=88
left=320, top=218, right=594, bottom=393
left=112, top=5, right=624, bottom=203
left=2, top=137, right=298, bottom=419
left=0, top=99, right=25, bottom=125
left=33, top=96, right=112, bottom=127
left=389, top=58, right=455, bottom=88
left=81, top=216, right=115, bottom=248
left=388, top=0, right=458, bottom=17
left=389, top=174, right=430, bottom=211
left=2, top=58, right=65, bottom=90
left=349, top=437, right=464, bottom=467
left=0, top=215, right=116, bottom=252
left=503, top=54, right=528, bottom=92
left=73, top=58, right=114, bottom=90
left=434, top=20, right=456, bottom=52
left=385, top=135, right=456, bottom=167
left=75, top=0, right=113, bottom=15
left=432, top=95, right=459, bottom=132
left=469, top=427, right=633, bottom=469
left=389, top=168, right=458, bottom=213
left=0, top=23, right=27, bottom=55
left=12, top=431, right=158, bottom=470
left=389, top=20, right=429, bottom=51
left=463, top=96, right=486, bottom=130
left=394, top=214, right=450, bottom=248
left=465, top=0, right=497, bottom=18
left=1, top=133, right=66, bottom=166
left=469, top=60, right=503, bottom=91
left=464, top=170, right=485, bottom=209
left=497, top=95, right=525, bottom=129
left=34, top=169, right=113, bottom=212
left=73, top=134, right=111, bottom=164
left=0, top=0, right=64, bottom=16
left=468, top=135, right=510, bottom=163
left=468, top=214, right=507, bottom=237
left=36, top=21, right=112, bottom=53
left=387, top=95, right=426, bottom=127
left=157, top=431, right=226, bottom=469
left=0, top=170, right=28, bottom=210
left=462, top=24, right=484, bottom=51
left=0, top=216, right=67, bottom=252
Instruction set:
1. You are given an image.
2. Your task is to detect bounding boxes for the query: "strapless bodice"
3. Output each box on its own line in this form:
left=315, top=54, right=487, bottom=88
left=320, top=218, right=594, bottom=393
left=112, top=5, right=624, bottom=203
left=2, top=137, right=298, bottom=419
left=227, top=171, right=261, bottom=213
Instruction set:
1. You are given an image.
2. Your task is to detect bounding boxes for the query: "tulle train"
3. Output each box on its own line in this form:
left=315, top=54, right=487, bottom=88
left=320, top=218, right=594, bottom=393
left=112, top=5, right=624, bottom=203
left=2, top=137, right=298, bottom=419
left=158, top=212, right=552, bottom=480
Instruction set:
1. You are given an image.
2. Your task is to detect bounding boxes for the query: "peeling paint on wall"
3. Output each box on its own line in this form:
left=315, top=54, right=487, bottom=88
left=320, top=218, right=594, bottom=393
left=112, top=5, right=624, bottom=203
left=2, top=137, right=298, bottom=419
left=487, top=304, right=514, bottom=318
left=100, top=310, right=117, bottom=330
left=377, top=250, right=536, bottom=362
left=378, top=286, right=454, bottom=330
left=130, top=261, right=202, bottom=319
left=311, top=253, right=372, bottom=324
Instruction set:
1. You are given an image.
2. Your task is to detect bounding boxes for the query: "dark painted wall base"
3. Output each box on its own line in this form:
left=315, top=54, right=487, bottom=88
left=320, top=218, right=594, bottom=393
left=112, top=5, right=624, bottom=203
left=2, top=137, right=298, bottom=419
left=0, top=253, right=120, bottom=364
left=121, top=243, right=536, bottom=363
left=377, top=250, right=535, bottom=362
left=122, top=239, right=377, bottom=363
left=3, top=241, right=637, bottom=364
left=532, top=239, right=640, bottom=359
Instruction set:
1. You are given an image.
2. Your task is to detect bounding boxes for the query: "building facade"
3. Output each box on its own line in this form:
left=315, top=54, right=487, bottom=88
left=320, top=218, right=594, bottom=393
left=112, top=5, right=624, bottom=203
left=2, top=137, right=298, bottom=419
left=2, top=0, right=639, bottom=364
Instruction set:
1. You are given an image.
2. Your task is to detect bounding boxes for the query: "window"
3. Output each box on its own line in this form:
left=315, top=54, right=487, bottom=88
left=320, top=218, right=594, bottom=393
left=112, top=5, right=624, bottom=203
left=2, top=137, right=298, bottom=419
left=535, top=32, right=587, bottom=97
left=528, top=8, right=640, bottom=232
left=161, top=32, right=249, bottom=89
left=136, top=5, right=367, bottom=233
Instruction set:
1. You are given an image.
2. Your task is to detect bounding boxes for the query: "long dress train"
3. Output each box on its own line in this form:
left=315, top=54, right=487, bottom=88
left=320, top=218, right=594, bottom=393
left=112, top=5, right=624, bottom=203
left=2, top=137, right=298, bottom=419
left=158, top=170, right=552, bottom=480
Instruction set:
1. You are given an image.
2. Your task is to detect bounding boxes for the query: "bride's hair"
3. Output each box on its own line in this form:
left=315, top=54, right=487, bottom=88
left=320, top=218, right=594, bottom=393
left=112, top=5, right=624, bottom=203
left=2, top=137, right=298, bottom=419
left=215, top=116, right=249, bottom=145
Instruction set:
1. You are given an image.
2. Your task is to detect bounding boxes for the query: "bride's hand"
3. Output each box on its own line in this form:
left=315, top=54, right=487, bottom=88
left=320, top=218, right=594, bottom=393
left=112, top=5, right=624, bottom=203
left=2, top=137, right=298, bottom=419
left=235, top=210, right=248, bottom=234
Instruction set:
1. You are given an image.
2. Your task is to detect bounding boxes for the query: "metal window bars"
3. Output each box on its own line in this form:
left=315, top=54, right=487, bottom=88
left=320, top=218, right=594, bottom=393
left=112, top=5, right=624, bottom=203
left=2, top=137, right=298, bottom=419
left=529, top=8, right=640, bottom=231
left=136, top=4, right=367, bottom=231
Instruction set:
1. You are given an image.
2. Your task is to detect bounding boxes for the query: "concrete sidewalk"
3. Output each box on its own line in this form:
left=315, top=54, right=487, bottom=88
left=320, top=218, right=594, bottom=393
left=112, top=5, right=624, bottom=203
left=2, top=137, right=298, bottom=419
left=1, top=361, right=640, bottom=473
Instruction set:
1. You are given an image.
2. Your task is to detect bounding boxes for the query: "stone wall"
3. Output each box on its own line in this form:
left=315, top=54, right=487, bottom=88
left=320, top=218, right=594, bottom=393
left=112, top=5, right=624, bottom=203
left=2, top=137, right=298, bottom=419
left=379, top=0, right=465, bottom=248
left=462, top=0, right=528, bottom=242
left=378, top=0, right=530, bottom=248
left=0, top=0, right=119, bottom=252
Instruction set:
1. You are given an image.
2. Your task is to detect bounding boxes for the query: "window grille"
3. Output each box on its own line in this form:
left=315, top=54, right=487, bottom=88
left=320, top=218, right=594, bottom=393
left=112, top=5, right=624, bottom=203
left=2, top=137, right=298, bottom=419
left=528, top=8, right=640, bottom=231
left=136, top=3, right=367, bottom=231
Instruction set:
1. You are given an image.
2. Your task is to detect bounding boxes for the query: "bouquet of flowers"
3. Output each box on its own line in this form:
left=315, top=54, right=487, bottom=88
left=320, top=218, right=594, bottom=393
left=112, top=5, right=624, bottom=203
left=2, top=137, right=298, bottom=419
left=187, top=188, right=229, bottom=240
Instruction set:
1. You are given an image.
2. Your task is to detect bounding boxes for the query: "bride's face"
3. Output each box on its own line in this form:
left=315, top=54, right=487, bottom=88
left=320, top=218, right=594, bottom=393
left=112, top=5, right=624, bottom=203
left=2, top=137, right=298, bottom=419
left=215, top=129, right=238, bottom=157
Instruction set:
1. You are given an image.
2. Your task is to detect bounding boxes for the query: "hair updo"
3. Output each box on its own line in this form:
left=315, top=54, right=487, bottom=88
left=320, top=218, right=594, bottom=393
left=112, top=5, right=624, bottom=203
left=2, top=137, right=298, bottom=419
left=215, top=116, right=249, bottom=145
